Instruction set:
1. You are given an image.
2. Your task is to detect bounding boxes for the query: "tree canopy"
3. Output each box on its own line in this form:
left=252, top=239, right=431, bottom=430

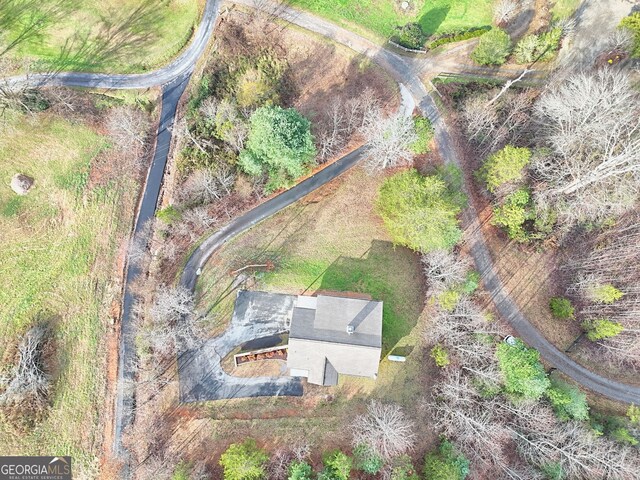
left=219, top=439, right=268, bottom=480
left=376, top=168, right=465, bottom=253
left=471, top=28, right=512, bottom=65
left=479, top=145, right=531, bottom=193
left=423, top=439, right=470, bottom=480
left=238, top=105, right=316, bottom=193
left=496, top=339, right=550, bottom=400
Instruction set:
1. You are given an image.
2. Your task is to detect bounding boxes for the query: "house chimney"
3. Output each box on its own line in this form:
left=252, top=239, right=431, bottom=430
left=346, top=325, right=355, bottom=335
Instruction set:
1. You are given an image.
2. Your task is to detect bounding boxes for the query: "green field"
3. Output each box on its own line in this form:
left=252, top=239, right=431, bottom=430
left=551, top=0, right=582, bottom=20
left=288, top=0, right=494, bottom=41
left=197, top=168, right=425, bottom=355
left=4, top=0, right=199, bottom=73
left=0, top=110, right=137, bottom=474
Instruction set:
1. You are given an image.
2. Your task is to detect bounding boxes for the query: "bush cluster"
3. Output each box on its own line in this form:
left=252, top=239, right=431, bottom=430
left=426, top=26, right=491, bottom=50
left=471, top=28, right=512, bottom=65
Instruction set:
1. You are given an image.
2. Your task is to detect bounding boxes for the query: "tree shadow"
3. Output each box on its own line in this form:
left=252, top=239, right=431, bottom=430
left=52, top=0, right=164, bottom=72
left=312, top=240, right=422, bottom=356
left=0, top=0, right=73, bottom=58
left=417, top=6, right=451, bottom=37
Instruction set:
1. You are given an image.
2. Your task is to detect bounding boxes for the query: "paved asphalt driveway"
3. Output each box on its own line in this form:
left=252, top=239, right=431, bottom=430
left=179, top=291, right=302, bottom=402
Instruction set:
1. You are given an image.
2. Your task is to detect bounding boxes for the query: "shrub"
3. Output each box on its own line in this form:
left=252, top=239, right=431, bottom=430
left=426, top=26, right=492, bottom=50
left=410, top=116, right=434, bottom=154
left=393, top=22, right=426, bottom=49
left=438, top=289, right=461, bottom=311
left=471, top=28, right=512, bottom=65
left=478, top=145, right=531, bottom=193
left=582, top=318, right=624, bottom=341
left=423, top=439, right=470, bottom=480
left=156, top=205, right=182, bottom=225
left=235, top=55, right=286, bottom=108
left=546, top=378, right=589, bottom=420
left=389, top=455, right=420, bottom=480
left=514, top=34, right=541, bottom=63
left=612, top=427, right=639, bottom=446
left=541, top=462, right=565, bottom=480
left=376, top=169, right=465, bottom=253
left=514, top=29, right=562, bottom=63
left=219, top=439, right=268, bottom=480
left=172, top=462, right=190, bottom=480
left=491, top=188, right=535, bottom=241
left=430, top=344, right=450, bottom=368
left=288, top=460, right=313, bottom=480
left=353, top=443, right=383, bottom=474
left=461, top=271, right=480, bottom=294
left=239, top=106, right=316, bottom=193
left=619, top=12, right=640, bottom=57
left=496, top=338, right=550, bottom=400
left=319, top=451, right=352, bottom=480
left=588, top=284, right=624, bottom=304
left=549, top=297, right=574, bottom=319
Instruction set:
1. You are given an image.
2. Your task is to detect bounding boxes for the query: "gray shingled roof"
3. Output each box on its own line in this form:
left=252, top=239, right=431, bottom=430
left=290, top=295, right=382, bottom=348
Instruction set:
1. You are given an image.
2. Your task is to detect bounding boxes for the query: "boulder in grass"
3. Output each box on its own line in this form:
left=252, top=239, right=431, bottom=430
left=10, top=174, right=34, bottom=195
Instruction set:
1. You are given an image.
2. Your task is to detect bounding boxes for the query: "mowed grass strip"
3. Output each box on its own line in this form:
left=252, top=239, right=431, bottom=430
left=197, top=168, right=425, bottom=355
left=288, top=0, right=494, bottom=41
left=0, top=112, right=136, bottom=474
left=8, top=0, right=199, bottom=73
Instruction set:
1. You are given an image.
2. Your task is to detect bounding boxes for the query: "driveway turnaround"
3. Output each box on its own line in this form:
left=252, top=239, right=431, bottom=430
left=179, top=291, right=302, bottom=402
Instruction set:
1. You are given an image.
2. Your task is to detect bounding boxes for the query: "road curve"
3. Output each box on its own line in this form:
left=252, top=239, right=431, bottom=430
left=185, top=0, right=640, bottom=404
left=7, top=0, right=220, bottom=90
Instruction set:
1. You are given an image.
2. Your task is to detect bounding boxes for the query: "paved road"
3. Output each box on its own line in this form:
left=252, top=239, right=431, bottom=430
left=7, top=0, right=220, bottom=90
left=114, top=75, right=191, bottom=463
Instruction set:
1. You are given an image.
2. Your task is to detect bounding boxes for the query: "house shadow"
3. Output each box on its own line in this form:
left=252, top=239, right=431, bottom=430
left=309, top=239, right=422, bottom=357
left=417, top=6, right=450, bottom=37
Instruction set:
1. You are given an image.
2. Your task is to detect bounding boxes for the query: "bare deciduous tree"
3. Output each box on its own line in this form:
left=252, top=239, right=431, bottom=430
left=493, top=0, right=519, bottom=25
left=362, top=108, right=417, bottom=172
left=315, top=88, right=380, bottom=163
left=533, top=69, right=640, bottom=224
left=106, top=106, right=150, bottom=161
left=422, top=250, right=470, bottom=295
left=0, top=324, right=50, bottom=410
left=178, top=166, right=235, bottom=205
left=351, top=401, right=416, bottom=459
left=143, top=285, right=203, bottom=357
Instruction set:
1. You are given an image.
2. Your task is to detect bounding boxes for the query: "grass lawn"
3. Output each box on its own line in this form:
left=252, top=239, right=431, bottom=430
left=551, top=0, right=582, bottom=20
left=5, top=0, right=200, bottom=73
left=288, top=0, right=494, bottom=41
left=0, top=110, right=138, bottom=474
left=197, top=167, right=426, bottom=356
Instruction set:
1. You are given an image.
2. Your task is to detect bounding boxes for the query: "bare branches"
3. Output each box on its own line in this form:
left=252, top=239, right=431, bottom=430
left=533, top=69, right=640, bottom=224
left=315, top=88, right=380, bottom=163
left=107, top=107, right=149, bottom=158
left=0, top=324, right=50, bottom=418
left=351, top=401, right=416, bottom=459
left=362, top=108, right=416, bottom=172
left=142, top=285, right=203, bottom=357
left=422, top=250, right=470, bottom=295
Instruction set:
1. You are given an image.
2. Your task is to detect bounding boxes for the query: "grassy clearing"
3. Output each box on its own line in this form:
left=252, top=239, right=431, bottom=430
left=7, top=0, right=199, bottom=73
left=0, top=110, right=137, bottom=473
left=551, top=0, right=582, bottom=20
left=288, top=0, right=494, bottom=41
